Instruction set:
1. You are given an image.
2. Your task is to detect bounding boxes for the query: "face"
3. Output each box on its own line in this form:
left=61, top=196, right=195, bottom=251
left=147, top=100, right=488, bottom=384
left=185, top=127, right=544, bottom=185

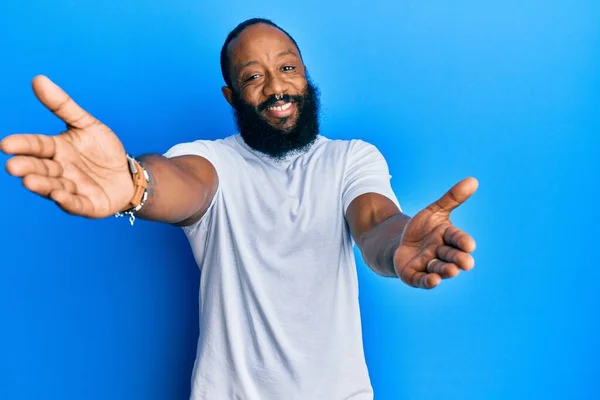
left=225, top=23, right=306, bottom=129
left=222, top=24, right=321, bottom=159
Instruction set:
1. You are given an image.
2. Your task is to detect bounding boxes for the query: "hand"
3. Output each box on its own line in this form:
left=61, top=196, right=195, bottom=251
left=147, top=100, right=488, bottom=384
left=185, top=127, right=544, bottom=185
left=394, top=177, right=478, bottom=289
left=1, top=75, right=134, bottom=218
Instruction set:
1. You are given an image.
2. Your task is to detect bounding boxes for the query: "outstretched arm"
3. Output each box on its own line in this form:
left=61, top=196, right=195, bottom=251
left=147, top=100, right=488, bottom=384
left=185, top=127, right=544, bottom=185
left=346, top=177, right=478, bottom=289
left=124, top=153, right=218, bottom=226
left=1, top=75, right=217, bottom=226
left=346, top=193, right=410, bottom=277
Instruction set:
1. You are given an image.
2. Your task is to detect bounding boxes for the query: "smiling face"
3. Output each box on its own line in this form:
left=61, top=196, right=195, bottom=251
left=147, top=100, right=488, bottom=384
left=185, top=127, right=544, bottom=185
left=221, top=22, right=321, bottom=160
left=223, top=23, right=307, bottom=131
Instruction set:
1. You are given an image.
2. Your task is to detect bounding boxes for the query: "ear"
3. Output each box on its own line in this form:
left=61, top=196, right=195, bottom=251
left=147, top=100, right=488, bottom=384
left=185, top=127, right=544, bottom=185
left=221, top=86, right=233, bottom=106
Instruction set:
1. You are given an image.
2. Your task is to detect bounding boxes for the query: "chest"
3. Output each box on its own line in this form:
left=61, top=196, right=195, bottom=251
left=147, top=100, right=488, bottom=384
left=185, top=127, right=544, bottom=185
left=220, top=153, right=347, bottom=238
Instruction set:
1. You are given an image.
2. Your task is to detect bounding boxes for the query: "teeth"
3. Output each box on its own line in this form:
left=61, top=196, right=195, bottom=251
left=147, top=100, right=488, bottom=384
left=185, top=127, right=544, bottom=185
left=268, top=102, right=292, bottom=112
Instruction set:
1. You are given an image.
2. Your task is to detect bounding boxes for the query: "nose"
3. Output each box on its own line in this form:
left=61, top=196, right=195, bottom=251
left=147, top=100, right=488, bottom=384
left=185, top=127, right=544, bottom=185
left=262, top=72, right=288, bottom=98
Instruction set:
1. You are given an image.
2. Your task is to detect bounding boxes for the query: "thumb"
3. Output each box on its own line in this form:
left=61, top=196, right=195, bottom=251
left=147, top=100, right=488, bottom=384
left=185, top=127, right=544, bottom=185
left=31, top=75, right=98, bottom=129
left=427, top=176, right=479, bottom=214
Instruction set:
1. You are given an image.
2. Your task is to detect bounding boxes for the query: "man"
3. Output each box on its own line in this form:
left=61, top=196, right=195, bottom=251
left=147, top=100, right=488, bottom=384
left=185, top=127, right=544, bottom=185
left=0, top=18, right=478, bottom=400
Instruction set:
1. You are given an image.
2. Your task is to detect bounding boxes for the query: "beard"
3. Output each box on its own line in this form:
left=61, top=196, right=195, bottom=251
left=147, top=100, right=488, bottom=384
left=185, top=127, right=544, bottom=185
left=230, top=75, right=321, bottom=160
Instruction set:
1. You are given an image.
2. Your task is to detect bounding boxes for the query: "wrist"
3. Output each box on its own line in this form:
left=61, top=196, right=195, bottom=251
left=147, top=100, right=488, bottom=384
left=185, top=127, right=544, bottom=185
left=115, top=154, right=150, bottom=224
left=391, top=214, right=412, bottom=277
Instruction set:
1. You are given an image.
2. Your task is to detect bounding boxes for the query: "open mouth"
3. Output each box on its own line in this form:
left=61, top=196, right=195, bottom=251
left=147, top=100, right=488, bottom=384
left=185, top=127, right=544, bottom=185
left=264, top=101, right=296, bottom=119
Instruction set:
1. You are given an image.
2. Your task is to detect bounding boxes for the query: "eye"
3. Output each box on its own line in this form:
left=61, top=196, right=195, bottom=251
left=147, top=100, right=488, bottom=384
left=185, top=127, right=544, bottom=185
left=282, top=65, right=296, bottom=72
left=245, top=74, right=261, bottom=82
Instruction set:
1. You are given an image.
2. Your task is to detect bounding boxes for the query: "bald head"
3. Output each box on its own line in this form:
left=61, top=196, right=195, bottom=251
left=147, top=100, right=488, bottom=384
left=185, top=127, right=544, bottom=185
left=220, top=18, right=303, bottom=89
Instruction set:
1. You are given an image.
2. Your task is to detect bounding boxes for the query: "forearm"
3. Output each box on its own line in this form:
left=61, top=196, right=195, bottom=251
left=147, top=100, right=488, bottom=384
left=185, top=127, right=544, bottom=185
left=358, top=212, right=411, bottom=277
left=131, top=153, right=216, bottom=225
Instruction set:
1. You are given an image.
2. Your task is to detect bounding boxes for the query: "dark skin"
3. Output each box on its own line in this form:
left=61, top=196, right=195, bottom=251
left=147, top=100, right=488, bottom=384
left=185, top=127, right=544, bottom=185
left=347, top=186, right=477, bottom=289
left=0, top=74, right=217, bottom=226
left=221, top=24, right=307, bottom=130
left=0, top=23, right=478, bottom=289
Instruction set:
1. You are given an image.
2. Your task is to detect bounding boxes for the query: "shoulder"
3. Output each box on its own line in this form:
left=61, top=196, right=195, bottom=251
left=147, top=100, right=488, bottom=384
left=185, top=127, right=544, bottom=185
left=162, top=134, right=242, bottom=166
left=163, top=136, right=223, bottom=157
left=317, top=136, right=385, bottom=161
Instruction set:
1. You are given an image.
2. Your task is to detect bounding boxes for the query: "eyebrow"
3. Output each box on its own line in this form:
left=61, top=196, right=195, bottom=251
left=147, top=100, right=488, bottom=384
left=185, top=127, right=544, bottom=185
left=237, top=50, right=300, bottom=72
left=276, top=50, right=298, bottom=58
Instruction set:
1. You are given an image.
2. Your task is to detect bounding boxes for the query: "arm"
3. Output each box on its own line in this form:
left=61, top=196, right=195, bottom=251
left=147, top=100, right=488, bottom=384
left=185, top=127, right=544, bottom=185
left=0, top=75, right=218, bottom=226
left=346, top=193, right=410, bottom=277
left=132, top=153, right=218, bottom=226
left=341, top=139, right=476, bottom=289
left=346, top=179, right=479, bottom=289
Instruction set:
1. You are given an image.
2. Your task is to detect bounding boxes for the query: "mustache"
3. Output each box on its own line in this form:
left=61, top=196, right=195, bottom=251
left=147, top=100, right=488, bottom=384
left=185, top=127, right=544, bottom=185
left=257, top=93, right=304, bottom=113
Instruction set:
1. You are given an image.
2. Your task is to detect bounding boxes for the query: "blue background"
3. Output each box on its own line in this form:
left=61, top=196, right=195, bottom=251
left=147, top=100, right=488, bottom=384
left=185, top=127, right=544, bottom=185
left=1, top=1, right=598, bottom=399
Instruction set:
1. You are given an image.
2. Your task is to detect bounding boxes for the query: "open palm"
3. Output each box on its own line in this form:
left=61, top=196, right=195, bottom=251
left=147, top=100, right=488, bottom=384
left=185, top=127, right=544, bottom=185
left=394, top=177, right=479, bottom=289
left=1, top=75, right=134, bottom=218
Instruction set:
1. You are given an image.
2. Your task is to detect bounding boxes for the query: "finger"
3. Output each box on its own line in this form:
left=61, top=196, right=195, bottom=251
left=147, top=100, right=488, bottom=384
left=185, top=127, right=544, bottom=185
left=49, top=190, right=96, bottom=217
left=437, top=245, right=475, bottom=271
left=31, top=75, right=98, bottom=129
left=426, top=177, right=479, bottom=214
left=22, top=174, right=77, bottom=198
left=5, top=155, right=63, bottom=178
left=400, top=267, right=442, bottom=289
left=0, top=134, right=57, bottom=158
left=426, top=258, right=461, bottom=278
left=443, top=226, right=476, bottom=253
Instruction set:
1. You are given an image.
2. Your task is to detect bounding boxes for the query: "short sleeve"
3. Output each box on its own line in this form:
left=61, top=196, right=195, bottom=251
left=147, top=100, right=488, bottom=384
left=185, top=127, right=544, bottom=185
left=341, top=140, right=401, bottom=213
left=162, top=140, right=221, bottom=235
left=163, top=140, right=219, bottom=166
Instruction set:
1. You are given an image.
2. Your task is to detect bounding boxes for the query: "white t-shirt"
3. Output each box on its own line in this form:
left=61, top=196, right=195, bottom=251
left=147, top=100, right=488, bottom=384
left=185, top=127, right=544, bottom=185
left=163, top=134, right=401, bottom=400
